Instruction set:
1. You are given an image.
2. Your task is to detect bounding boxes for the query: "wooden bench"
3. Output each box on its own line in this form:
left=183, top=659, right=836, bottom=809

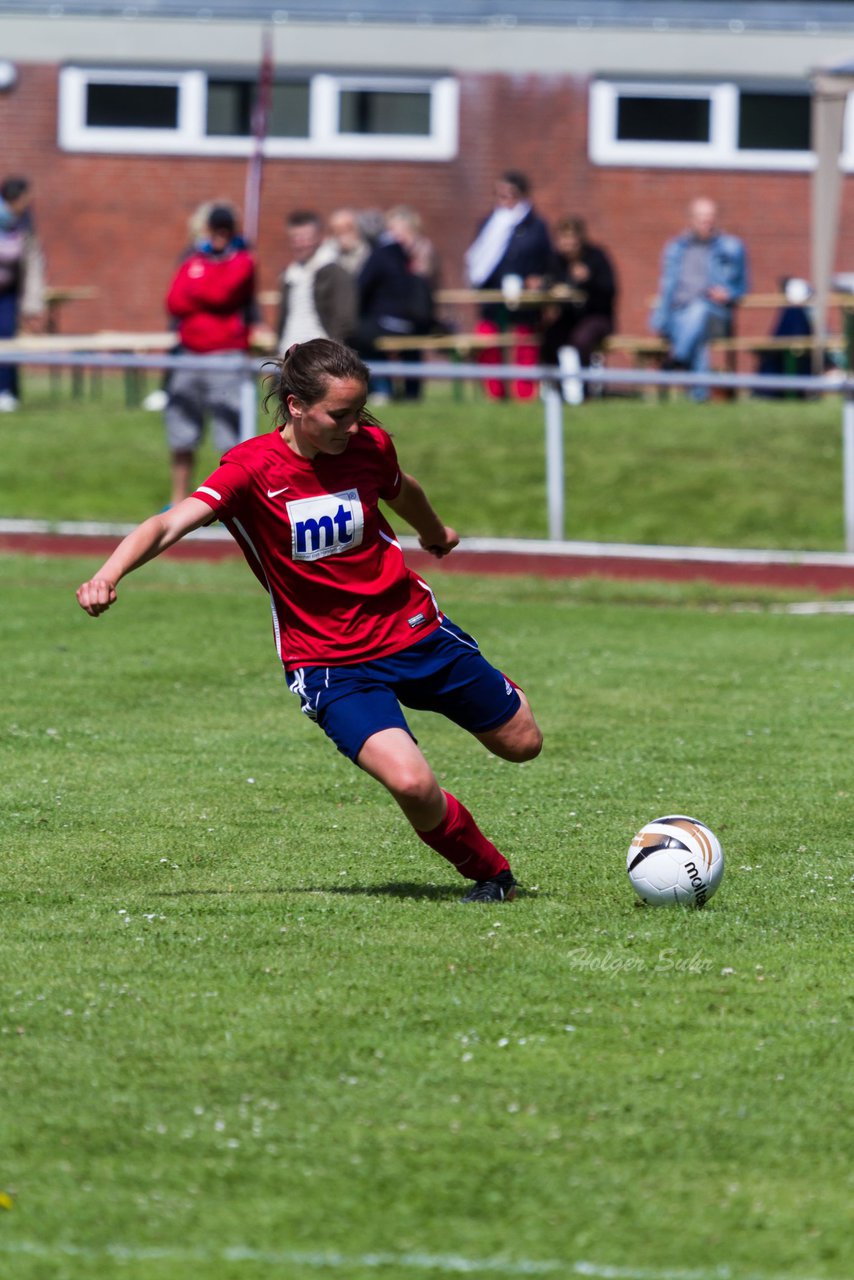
left=602, top=333, right=845, bottom=370
left=374, top=331, right=520, bottom=355
left=373, top=331, right=526, bottom=399
left=599, top=333, right=847, bottom=398
left=371, top=328, right=847, bottom=400
left=43, top=286, right=99, bottom=333
left=0, top=331, right=174, bottom=352
left=0, top=330, right=183, bottom=404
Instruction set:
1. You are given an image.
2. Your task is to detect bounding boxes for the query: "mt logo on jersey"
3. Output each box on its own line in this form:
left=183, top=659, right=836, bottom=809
left=286, top=490, right=365, bottom=561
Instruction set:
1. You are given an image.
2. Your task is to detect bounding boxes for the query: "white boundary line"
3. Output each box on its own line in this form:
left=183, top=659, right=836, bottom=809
left=780, top=600, right=854, bottom=614
left=2, top=517, right=854, bottom=569
left=455, top=538, right=854, bottom=569
left=0, top=516, right=232, bottom=541
left=0, top=1239, right=826, bottom=1280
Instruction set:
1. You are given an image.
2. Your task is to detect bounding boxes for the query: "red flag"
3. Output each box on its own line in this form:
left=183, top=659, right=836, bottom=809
left=243, top=28, right=274, bottom=247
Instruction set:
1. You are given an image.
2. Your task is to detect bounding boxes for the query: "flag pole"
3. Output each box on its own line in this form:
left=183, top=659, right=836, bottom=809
left=243, top=27, right=274, bottom=247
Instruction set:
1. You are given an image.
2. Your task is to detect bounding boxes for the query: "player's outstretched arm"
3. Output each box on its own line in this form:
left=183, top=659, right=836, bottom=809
left=76, top=498, right=214, bottom=617
left=385, top=472, right=459, bottom=558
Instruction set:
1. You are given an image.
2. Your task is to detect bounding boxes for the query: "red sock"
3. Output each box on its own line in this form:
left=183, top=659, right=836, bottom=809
left=416, top=790, right=510, bottom=881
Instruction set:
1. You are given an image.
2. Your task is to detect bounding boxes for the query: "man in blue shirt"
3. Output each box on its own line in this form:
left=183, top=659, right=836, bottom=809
left=651, top=197, right=748, bottom=401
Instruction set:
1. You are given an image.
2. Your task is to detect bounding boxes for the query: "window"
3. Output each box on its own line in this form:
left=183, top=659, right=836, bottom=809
left=338, top=88, right=431, bottom=136
left=616, top=96, right=710, bottom=145
left=269, top=83, right=312, bottom=139
left=86, top=82, right=179, bottom=130
left=58, top=66, right=458, bottom=160
left=589, top=80, right=815, bottom=170
left=205, top=79, right=311, bottom=139
left=738, top=92, right=811, bottom=152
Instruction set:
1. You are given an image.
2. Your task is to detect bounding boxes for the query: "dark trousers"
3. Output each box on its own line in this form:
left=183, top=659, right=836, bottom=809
left=540, top=312, right=613, bottom=367
left=0, top=291, right=19, bottom=397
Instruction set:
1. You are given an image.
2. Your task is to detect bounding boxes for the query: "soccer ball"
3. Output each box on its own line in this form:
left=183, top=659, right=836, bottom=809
left=627, top=815, right=724, bottom=908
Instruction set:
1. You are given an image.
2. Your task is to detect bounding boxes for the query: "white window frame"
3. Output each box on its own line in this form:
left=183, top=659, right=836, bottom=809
left=58, top=66, right=203, bottom=153
left=58, top=66, right=458, bottom=161
left=589, top=79, right=816, bottom=171
left=310, top=74, right=458, bottom=159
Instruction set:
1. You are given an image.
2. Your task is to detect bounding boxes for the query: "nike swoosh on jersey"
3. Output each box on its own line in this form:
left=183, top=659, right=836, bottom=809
left=267, top=487, right=290, bottom=498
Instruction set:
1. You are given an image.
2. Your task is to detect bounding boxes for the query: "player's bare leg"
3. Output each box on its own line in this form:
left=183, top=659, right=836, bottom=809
left=169, top=448, right=195, bottom=508
left=357, top=728, right=514, bottom=895
left=357, top=728, right=445, bottom=830
left=474, top=690, right=543, bottom=762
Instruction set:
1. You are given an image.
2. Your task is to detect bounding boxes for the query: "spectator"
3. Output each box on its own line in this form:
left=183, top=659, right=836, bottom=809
left=464, top=170, right=552, bottom=401
left=540, top=216, right=617, bottom=401
left=389, top=204, right=441, bottom=294
left=327, top=207, right=370, bottom=278
left=357, top=208, right=388, bottom=251
left=356, top=206, right=436, bottom=402
left=144, top=198, right=222, bottom=413
left=164, top=203, right=255, bottom=506
left=755, top=276, right=814, bottom=397
left=651, top=197, right=748, bottom=401
left=278, top=210, right=357, bottom=352
left=0, top=176, right=46, bottom=411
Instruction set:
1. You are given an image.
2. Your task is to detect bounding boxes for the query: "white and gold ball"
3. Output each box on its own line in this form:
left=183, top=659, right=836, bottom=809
left=627, top=815, right=724, bottom=907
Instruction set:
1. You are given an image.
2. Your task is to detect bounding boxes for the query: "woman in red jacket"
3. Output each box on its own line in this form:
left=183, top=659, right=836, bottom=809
left=164, top=204, right=256, bottom=506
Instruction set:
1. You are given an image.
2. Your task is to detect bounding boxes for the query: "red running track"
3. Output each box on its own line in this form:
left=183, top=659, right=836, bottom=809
left=3, top=530, right=854, bottom=593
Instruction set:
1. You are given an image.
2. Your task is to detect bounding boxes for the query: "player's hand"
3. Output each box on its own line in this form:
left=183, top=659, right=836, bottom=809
left=76, top=577, right=118, bottom=616
left=419, top=527, right=459, bottom=558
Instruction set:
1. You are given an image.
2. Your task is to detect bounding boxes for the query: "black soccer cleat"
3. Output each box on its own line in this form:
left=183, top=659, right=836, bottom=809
left=460, top=870, right=518, bottom=903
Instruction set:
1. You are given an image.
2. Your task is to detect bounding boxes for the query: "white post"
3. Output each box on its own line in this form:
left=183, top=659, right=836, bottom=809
left=240, top=359, right=258, bottom=442
left=844, top=397, right=854, bottom=553
left=543, top=380, right=565, bottom=542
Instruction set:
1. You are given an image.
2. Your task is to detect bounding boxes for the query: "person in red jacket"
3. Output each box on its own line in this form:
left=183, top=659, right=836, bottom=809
left=164, top=204, right=256, bottom=506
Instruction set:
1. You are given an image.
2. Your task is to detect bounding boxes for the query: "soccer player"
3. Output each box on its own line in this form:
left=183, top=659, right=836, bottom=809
left=76, top=339, right=542, bottom=902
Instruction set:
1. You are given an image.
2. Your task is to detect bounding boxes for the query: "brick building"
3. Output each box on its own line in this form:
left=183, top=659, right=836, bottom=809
left=2, top=0, right=854, bottom=338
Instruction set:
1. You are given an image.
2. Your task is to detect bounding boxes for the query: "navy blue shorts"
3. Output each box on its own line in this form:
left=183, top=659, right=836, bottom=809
left=285, top=617, right=521, bottom=762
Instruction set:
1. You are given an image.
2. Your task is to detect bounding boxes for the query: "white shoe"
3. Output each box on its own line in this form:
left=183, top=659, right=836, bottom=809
left=0, top=391, right=20, bottom=411
left=557, top=346, right=583, bottom=405
left=142, top=389, right=169, bottom=412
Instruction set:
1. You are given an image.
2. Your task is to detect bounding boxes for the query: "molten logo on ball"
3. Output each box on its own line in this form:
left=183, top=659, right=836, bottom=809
left=627, top=815, right=724, bottom=908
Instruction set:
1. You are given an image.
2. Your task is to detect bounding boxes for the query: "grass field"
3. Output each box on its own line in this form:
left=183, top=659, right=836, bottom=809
left=1, top=551, right=851, bottom=1280
left=1, top=373, right=850, bottom=549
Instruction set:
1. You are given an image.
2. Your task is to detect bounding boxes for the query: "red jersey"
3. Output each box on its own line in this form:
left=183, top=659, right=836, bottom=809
left=166, top=248, right=255, bottom=353
left=191, top=426, right=443, bottom=666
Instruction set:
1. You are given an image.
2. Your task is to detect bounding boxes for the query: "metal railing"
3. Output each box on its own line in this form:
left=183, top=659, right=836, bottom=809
left=2, top=347, right=853, bottom=553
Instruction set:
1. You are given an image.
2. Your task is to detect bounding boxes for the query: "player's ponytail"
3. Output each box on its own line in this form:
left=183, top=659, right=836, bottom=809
left=264, top=338, right=380, bottom=426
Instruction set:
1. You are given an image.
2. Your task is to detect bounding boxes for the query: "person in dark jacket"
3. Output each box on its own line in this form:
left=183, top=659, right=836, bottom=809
left=356, top=207, right=436, bottom=402
left=540, top=216, right=618, bottom=399
left=464, top=171, right=552, bottom=400
left=754, top=276, right=814, bottom=397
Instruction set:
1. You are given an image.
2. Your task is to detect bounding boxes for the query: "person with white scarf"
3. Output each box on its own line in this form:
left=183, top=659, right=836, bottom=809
left=463, top=171, right=552, bottom=401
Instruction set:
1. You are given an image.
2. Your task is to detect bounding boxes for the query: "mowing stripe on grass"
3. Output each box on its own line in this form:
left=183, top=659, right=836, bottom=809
left=0, top=1240, right=825, bottom=1280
